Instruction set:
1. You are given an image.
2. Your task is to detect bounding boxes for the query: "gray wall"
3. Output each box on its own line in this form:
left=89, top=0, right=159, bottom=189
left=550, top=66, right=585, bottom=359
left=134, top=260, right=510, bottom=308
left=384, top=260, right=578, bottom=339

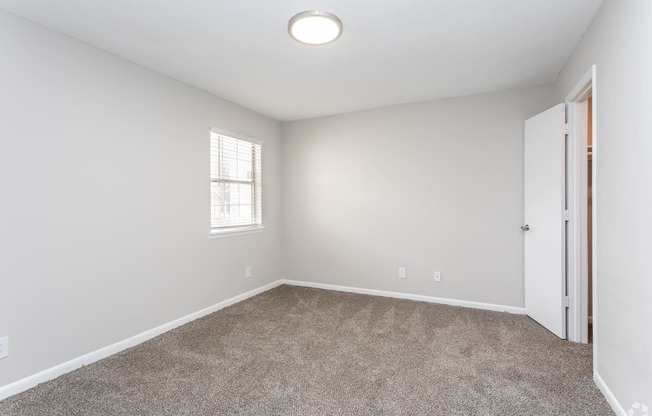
left=0, top=10, right=282, bottom=387
left=554, top=0, right=652, bottom=409
left=282, top=85, right=555, bottom=307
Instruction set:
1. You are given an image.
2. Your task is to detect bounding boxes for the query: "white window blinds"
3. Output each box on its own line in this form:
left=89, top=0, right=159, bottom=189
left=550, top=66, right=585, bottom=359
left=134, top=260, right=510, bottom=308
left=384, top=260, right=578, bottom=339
left=210, top=131, right=262, bottom=230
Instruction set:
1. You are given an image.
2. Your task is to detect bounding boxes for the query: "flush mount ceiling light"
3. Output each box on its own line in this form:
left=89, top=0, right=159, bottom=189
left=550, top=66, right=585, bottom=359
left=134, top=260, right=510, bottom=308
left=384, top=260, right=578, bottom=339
left=288, top=10, right=343, bottom=45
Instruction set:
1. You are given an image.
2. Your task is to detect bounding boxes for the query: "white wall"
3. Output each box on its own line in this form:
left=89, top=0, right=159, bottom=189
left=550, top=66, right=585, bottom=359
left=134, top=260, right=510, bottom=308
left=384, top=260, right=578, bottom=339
left=0, top=10, right=282, bottom=388
left=554, top=0, right=652, bottom=411
left=282, top=85, right=555, bottom=308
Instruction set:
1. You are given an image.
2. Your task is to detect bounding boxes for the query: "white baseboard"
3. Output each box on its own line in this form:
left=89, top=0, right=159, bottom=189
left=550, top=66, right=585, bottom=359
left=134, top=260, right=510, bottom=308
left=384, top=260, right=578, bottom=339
left=0, top=280, right=283, bottom=401
left=0, top=279, right=530, bottom=401
left=280, top=279, right=526, bottom=314
left=3, top=277, right=625, bottom=416
left=594, top=371, right=626, bottom=416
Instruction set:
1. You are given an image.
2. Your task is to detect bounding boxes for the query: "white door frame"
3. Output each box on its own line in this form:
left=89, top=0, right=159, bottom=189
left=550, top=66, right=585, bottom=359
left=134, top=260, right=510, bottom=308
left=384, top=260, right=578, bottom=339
left=565, top=65, right=597, bottom=352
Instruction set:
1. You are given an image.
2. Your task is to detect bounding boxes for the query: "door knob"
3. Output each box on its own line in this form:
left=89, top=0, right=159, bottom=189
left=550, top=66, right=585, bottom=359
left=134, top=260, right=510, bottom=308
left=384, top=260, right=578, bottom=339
left=521, top=224, right=530, bottom=231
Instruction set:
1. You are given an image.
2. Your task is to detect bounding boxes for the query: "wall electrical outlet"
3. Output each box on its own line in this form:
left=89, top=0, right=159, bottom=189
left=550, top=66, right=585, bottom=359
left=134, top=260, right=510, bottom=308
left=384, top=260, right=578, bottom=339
left=398, top=267, right=407, bottom=279
left=0, top=336, right=8, bottom=359
left=245, top=266, right=252, bottom=278
left=434, top=271, right=442, bottom=282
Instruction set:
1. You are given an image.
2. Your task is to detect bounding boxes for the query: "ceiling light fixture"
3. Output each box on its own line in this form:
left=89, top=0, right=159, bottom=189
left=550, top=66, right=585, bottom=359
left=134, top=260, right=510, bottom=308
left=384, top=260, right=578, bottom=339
left=288, top=10, right=343, bottom=45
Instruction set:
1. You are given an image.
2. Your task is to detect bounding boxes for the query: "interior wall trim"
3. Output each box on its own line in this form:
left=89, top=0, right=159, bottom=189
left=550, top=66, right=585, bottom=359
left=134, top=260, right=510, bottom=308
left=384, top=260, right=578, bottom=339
left=0, top=278, right=549, bottom=402
left=594, top=371, right=627, bottom=416
left=0, top=280, right=283, bottom=401
left=281, top=279, right=526, bottom=314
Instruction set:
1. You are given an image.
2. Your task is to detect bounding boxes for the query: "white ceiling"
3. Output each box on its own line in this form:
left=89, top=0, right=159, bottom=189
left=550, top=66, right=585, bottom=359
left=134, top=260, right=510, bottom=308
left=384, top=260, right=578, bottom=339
left=0, top=0, right=603, bottom=121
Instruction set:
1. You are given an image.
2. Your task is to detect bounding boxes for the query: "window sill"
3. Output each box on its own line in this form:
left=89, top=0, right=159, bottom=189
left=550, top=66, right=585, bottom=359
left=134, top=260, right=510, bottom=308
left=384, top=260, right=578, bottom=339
left=209, top=225, right=265, bottom=239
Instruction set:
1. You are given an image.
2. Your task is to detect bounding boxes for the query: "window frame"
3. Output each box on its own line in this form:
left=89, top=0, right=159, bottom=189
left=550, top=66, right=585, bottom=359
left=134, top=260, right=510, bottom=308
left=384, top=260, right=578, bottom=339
left=209, top=128, right=264, bottom=239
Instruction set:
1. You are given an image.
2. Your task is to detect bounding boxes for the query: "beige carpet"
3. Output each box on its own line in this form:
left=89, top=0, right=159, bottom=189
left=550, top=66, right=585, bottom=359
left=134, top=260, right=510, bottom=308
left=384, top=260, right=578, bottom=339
left=0, top=285, right=613, bottom=415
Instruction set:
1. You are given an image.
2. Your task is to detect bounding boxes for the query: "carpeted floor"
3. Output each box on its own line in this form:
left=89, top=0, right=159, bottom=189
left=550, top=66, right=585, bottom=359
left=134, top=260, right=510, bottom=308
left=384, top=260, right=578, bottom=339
left=0, top=285, right=613, bottom=415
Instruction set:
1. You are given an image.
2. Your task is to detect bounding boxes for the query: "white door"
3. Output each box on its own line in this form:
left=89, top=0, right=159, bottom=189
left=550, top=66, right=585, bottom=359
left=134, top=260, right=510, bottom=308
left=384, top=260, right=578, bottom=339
left=524, top=103, right=567, bottom=339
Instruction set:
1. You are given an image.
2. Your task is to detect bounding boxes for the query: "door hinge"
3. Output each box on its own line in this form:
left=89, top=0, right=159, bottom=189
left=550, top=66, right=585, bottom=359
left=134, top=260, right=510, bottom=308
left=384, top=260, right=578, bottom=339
left=564, top=123, right=570, bottom=135
left=564, top=210, right=570, bottom=221
left=564, top=296, right=570, bottom=308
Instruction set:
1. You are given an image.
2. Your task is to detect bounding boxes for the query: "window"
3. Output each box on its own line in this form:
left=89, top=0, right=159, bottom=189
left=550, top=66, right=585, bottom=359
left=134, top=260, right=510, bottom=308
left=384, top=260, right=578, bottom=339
left=210, top=130, right=262, bottom=235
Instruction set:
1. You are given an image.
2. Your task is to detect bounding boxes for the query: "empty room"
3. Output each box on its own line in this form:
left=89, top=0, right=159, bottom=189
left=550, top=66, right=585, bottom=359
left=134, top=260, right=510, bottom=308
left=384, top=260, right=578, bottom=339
left=0, top=1, right=650, bottom=415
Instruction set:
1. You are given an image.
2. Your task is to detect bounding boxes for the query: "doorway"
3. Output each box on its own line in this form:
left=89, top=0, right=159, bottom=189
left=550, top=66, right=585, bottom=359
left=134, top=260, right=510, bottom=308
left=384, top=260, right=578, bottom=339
left=566, top=65, right=596, bottom=351
left=586, top=95, right=593, bottom=343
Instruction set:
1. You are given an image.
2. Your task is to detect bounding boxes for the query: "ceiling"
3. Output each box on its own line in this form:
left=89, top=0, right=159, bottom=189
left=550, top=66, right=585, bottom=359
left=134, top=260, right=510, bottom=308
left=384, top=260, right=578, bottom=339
left=0, top=0, right=603, bottom=121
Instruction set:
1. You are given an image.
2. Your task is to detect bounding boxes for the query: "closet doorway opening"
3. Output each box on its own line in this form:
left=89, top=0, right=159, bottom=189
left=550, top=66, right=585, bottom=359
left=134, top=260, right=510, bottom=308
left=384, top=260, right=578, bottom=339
left=584, top=95, right=594, bottom=343
left=566, top=66, right=597, bottom=355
